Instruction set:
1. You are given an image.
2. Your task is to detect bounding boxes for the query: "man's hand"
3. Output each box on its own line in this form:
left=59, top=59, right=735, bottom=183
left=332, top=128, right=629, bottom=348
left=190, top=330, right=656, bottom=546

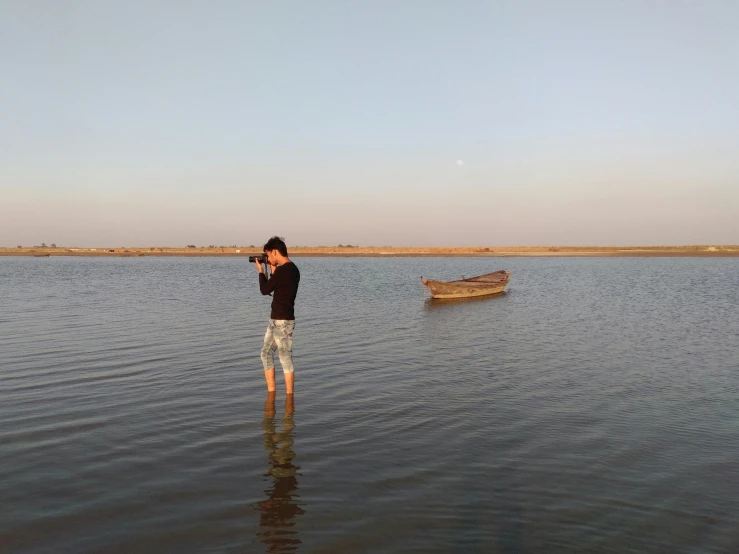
left=255, top=259, right=264, bottom=274
left=268, top=263, right=277, bottom=274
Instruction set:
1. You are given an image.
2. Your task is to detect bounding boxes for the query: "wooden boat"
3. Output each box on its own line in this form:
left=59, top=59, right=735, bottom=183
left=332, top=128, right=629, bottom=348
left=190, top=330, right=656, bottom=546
left=421, top=270, right=510, bottom=299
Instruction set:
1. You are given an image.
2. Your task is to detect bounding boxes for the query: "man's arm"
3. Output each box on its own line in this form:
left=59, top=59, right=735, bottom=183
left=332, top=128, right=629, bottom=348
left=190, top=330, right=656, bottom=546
left=259, top=266, right=280, bottom=295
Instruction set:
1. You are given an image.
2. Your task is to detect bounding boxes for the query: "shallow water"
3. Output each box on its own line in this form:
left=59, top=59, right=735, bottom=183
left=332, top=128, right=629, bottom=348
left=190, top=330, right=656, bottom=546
left=1, top=256, right=738, bottom=553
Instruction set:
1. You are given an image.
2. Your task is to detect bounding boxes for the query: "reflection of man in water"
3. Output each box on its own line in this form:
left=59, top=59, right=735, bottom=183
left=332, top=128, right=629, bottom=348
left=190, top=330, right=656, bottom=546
left=258, top=392, right=304, bottom=553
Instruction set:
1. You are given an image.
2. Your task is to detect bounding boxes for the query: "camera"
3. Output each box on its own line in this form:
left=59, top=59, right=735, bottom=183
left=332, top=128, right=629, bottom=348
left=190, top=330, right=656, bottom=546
left=248, top=254, right=267, bottom=264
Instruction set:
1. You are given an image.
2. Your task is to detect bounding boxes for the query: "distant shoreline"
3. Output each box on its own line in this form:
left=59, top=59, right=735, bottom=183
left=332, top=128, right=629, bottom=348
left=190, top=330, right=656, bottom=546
left=3, top=246, right=739, bottom=257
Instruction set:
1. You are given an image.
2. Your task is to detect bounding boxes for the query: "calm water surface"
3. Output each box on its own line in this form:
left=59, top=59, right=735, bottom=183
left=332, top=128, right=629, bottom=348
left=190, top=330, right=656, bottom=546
left=1, top=256, right=738, bottom=553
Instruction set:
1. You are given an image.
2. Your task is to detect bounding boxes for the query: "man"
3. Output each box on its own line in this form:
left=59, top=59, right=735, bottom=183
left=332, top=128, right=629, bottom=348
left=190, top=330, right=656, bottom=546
left=254, top=236, right=300, bottom=394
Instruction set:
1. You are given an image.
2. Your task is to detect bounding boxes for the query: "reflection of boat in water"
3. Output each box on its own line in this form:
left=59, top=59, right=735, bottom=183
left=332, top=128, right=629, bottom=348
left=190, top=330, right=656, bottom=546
left=258, top=394, right=304, bottom=552
left=421, top=270, right=510, bottom=299
left=424, top=291, right=506, bottom=310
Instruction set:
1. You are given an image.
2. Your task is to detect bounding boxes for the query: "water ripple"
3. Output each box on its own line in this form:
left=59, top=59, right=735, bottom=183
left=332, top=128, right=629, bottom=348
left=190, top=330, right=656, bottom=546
left=1, top=256, right=738, bottom=553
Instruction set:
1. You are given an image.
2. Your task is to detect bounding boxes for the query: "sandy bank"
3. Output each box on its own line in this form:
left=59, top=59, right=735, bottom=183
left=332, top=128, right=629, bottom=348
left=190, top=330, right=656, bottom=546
left=3, top=246, right=739, bottom=257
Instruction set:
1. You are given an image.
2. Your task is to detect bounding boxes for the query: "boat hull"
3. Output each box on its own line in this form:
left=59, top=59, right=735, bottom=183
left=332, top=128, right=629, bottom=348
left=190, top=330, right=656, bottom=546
left=422, top=270, right=510, bottom=299
left=424, top=280, right=508, bottom=299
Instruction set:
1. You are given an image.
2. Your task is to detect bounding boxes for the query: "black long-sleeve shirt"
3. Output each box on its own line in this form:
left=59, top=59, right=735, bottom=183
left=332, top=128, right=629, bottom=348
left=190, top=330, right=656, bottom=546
left=259, top=262, right=300, bottom=320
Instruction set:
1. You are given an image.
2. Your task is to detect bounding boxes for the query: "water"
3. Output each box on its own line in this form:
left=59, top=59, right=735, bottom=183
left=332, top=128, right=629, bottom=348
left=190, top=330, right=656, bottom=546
left=1, top=256, right=738, bottom=553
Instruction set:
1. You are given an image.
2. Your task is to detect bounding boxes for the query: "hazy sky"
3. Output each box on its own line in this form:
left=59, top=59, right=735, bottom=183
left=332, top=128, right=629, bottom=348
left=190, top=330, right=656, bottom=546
left=2, top=0, right=738, bottom=247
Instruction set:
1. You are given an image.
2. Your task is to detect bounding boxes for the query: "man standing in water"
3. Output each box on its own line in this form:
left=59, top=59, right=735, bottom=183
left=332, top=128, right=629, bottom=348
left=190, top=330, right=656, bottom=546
left=254, top=236, right=300, bottom=394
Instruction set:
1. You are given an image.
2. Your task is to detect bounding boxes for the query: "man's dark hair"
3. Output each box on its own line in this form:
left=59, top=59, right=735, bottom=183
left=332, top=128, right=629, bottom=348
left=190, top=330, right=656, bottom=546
left=263, top=236, right=288, bottom=257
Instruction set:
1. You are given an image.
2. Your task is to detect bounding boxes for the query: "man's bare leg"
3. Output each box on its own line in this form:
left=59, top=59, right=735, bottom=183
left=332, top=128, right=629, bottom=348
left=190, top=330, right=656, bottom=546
left=284, top=393, right=294, bottom=415
left=265, top=390, right=276, bottom=417
left=264, top=368, right=276, bottom=392
left=284, top=371, right=294, bottom=395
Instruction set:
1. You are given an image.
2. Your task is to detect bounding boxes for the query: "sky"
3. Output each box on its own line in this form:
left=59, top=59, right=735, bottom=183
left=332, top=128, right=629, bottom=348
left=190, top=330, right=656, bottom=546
left=1, top=0, right=738, bottom=247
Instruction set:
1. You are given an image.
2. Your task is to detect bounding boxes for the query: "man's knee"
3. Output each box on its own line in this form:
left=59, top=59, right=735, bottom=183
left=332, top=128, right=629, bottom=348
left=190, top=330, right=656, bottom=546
left=276, top=346, right=293, bottom=370
left=261, top=343, right=276, bottom=367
